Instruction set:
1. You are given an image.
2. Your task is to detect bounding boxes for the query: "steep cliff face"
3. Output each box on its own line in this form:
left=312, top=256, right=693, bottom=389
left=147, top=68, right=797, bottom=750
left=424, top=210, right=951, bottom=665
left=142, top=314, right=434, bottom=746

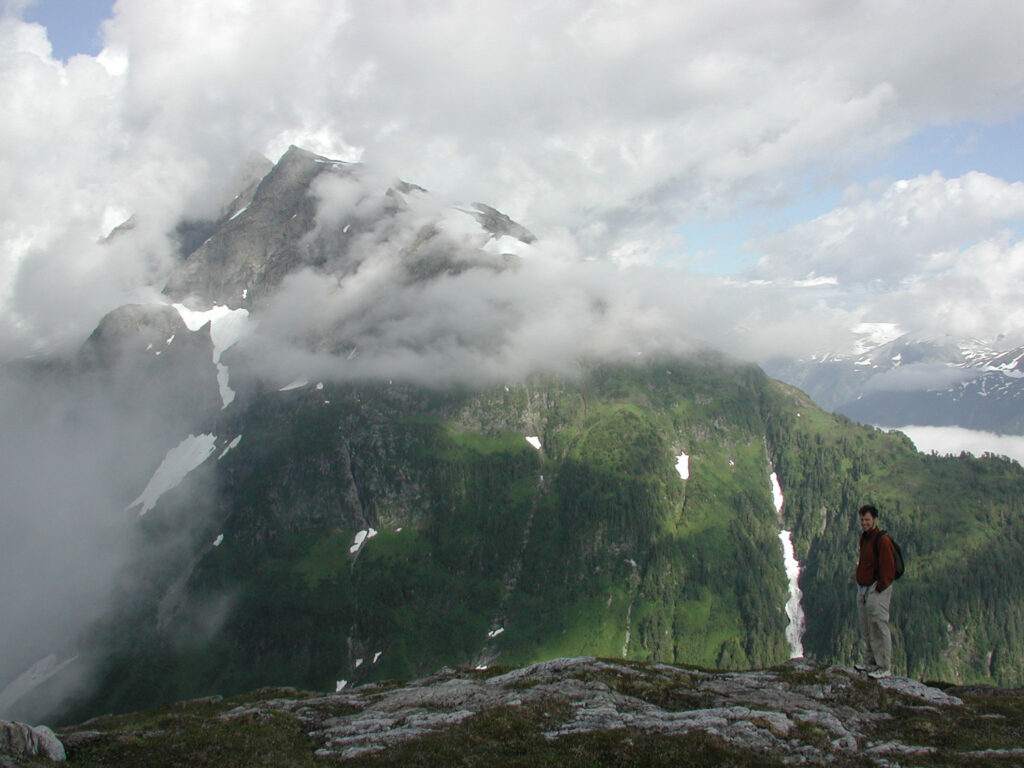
left=164, top=146, right=348, bottom=307
left=163, top=146, right=534, bottom=314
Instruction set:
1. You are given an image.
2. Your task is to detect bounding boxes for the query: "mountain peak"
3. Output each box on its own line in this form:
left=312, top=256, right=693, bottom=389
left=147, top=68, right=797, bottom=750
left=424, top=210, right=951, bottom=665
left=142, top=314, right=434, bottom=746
left=162, top=145, right=535, bottom=314
left=163, top=145, right=357, bottom=307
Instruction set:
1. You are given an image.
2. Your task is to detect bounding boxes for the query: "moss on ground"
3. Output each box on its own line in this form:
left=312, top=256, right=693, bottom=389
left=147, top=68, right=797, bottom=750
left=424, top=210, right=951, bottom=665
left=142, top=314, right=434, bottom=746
left=562, top=662, right=711, bottom=712
left=57, top=688, right=341, bottom=768
left=342, top=702, right=790, bottom=768
left=62, top=712, right=333, bottom=768
left=869, top=690, right=1024, bottom=760
left=44, top=661, right=1024, bottom=768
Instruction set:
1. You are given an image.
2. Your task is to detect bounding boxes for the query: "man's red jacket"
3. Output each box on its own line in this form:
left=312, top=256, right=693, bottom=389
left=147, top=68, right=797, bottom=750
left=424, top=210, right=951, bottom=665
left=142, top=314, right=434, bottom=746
left=857, top=527, right=896, bottom=592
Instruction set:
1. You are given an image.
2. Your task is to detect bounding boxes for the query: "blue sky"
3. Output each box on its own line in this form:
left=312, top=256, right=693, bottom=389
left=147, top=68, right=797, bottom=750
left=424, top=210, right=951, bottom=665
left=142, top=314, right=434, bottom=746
left=686, top=114, right=1024, bottom=274
left=3, top=0, right=1024, bottom=362
left=22, top=0, right=113, bottom=59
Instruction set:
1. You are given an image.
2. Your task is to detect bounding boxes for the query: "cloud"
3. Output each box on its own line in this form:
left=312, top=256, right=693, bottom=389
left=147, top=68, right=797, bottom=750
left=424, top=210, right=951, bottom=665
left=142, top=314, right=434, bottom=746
left=893, top=425, right=1024, bottom=466
left=862, top=363, right=980, bottom=394
left=749, top=172, right=1024, bottom=342
left=751, top=172, right=1024, bottom=285
left=0, top=356, right=218, bottom=718
left=881, top=236, right=1024, bottom=342
left=3, top=1, right=1024, bottom=355
left=228, top=177, right=857, bottom=388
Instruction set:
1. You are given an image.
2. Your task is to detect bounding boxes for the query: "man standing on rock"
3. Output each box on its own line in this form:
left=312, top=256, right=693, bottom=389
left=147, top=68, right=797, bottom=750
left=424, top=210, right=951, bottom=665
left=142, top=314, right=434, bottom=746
left=855, top=504, right=896, bottom=679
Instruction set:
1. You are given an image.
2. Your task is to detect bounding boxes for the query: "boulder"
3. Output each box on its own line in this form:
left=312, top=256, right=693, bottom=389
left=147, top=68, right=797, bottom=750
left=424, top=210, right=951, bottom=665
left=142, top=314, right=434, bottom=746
left=0, top=720, right=65, bottom=762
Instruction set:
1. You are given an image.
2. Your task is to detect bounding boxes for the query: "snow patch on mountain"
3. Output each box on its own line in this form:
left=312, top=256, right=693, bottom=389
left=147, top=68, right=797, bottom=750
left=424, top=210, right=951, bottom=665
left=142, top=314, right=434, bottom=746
left=778, top=531, right=806, bottom=659
left=219, top=435, right=242, bottom=459
left=675, top=451, right=689, bottom=480
left=0, top=654, right=78, bottom=719
left=172, top=303, right=251, bottom=407
left=349, top=528, right=378, bottom=554
left=128, top=433, right=218, bottom=516
left=483, top=234, right=533, bottom=258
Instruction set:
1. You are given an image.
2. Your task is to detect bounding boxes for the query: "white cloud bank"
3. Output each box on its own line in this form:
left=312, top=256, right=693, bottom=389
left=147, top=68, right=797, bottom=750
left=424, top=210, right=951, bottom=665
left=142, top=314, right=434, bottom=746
left=894, top=425, right=1024, bottom=467
left=2, top=1, right=1024, bottom=359
left=751, top=172, right=1024, bottom=345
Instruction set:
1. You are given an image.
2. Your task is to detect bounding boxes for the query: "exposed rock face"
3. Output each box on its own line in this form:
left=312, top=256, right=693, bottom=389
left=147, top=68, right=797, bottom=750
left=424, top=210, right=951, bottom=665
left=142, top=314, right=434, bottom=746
left=73, top=302, right=223, bottom=451
left=302, top=657, right=966, bottom=762
left=55, top=658, right=1024, bottom=766
left=0, top=720, right=65, bottom=763
left=164, top=145, right=342, bottom=307
left=77, top=303, right=211, bottom=372
left=470, top=202, right=537, bottom=244
left=162, top=145, right=537, bottom=314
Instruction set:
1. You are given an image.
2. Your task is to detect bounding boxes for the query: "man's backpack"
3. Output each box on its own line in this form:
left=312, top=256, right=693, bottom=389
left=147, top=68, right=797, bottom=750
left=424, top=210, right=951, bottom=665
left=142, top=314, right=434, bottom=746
left=874, top=530, right=905, bottom=580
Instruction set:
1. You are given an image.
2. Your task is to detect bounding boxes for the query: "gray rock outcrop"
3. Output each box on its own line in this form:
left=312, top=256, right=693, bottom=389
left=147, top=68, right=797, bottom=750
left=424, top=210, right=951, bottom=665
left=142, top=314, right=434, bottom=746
left=0, top=720, right=65, bottom=763
left=54, top=658, right=1024, bottom=765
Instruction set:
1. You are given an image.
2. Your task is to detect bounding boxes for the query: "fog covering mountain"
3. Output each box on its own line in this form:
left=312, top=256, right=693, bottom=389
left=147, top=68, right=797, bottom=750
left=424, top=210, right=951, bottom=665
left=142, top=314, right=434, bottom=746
left=765, top=331, right=1024, bottom=435
left=3, top=147, right=1024, bottom=726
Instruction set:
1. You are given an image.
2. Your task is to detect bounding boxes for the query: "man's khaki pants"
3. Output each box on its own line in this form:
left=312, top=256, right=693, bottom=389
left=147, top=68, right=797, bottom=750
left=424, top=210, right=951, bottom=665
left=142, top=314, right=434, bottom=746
left=857, top=583, right=892, bottom=670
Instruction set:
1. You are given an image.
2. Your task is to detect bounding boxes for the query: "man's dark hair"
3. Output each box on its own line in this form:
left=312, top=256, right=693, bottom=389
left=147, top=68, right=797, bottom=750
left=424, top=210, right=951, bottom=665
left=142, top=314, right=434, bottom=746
left=858, top=504, right=879, bottom=519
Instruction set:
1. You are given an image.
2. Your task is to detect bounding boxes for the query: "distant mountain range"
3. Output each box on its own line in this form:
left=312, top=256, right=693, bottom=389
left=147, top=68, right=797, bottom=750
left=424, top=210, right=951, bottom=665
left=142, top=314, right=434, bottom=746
left=4, top=147, right=1024, bottom=730
left=765, top=328, right=1024, bottom=435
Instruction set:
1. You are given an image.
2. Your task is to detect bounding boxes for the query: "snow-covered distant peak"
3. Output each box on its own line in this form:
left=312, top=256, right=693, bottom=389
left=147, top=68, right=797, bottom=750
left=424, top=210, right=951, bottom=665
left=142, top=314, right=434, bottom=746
left=483, top=234, right=533, bottom=258
left=850, top=323, right=903, bottom=355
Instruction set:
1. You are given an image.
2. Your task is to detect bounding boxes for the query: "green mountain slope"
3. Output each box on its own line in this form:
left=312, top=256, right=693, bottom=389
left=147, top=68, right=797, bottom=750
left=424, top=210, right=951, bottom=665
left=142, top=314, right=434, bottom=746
left=59, top=355, right=1024, bottom=722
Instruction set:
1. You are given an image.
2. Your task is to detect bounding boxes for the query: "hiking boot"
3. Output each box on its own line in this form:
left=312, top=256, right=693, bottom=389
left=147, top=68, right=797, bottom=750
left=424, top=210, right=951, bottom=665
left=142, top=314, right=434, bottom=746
left=854, top=663, right=877, bottom=672
left=868, top=668, right=892, bottom=679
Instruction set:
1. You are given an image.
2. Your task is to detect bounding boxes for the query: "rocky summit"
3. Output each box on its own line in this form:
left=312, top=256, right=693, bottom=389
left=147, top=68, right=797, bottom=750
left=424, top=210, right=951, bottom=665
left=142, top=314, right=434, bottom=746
left=9, top=657, right=1023, bottom=767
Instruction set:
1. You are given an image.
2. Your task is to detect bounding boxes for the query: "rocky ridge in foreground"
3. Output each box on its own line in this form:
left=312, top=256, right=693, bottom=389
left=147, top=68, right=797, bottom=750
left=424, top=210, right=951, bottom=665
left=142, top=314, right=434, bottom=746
left=10, top=657, right=1024, bottom=767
